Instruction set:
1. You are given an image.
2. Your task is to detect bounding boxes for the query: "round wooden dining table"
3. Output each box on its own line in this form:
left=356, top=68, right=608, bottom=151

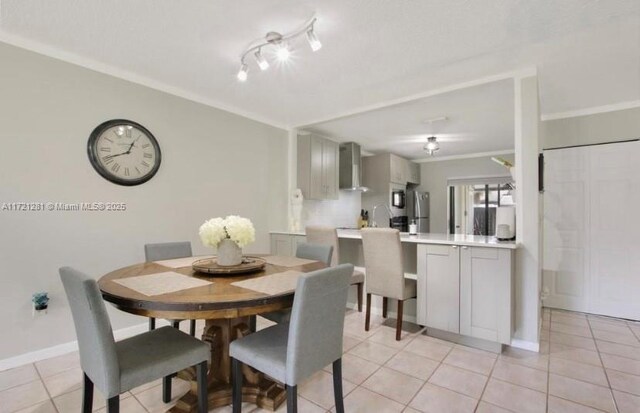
left=98, top=256, right=325, bottom=413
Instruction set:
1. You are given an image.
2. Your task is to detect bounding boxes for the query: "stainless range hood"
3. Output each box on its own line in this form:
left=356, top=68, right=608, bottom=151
left=339, top=142, right=369, bottom=192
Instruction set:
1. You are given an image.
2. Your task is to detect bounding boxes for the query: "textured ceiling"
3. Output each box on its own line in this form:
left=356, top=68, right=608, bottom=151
left=307, top=79, right=515, bottom=160
left=0, top=0, right=638, bottom=128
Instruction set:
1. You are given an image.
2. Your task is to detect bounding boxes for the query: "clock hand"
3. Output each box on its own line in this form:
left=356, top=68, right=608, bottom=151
left=125, top=136, right=142, bottom=154
left=102, top=151, right=129, bottom=160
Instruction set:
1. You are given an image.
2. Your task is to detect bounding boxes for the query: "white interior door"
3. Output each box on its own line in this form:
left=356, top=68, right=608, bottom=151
left=543, top=147, right=590, bottom=312
left=543, top=140, right=640, bottom=320
left=588, top=141, right=640, bottom=319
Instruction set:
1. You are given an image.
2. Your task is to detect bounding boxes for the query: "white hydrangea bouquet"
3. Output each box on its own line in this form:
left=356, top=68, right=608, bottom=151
left=199, top=215, right=255, bottom=266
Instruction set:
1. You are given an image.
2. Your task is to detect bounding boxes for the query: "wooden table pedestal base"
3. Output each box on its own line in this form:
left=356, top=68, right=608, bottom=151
left=171, top=317, right=286, bottom=413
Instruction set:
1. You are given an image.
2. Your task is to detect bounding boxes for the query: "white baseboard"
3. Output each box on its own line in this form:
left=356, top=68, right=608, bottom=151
left=510, top=338, right=540, bottom=352
left=0, top=321, right=170, bottom=372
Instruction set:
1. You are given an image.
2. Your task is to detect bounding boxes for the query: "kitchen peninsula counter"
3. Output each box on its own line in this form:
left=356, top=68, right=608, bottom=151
left=269, top=229, right=518, bottom=249
left=270, top=228, right=517, bottom=350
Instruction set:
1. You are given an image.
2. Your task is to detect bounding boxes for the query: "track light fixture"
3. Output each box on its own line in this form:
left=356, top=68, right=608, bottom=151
left=424, top=136, right=440, bottom=156
left=236, top=17, right=321, bottom=81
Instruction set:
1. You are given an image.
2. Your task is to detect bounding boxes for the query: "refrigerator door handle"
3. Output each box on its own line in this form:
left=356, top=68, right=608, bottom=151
left=414, top=192, right=421, bottom=218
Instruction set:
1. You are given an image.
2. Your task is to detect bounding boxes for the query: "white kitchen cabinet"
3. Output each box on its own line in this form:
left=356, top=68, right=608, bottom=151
left=417, top=244, right=513, bottom=344
left=363, top=153, right=420, bottom=190
left=389, top=154, right=406, bottom=184
left=460, top=247, right=513, bottom=344
left=298, top=134, right=339, bottom=200
left=407, top=161, right=420, bottom=184
left=418, top=244, right=460, bottom=333
left=270, top=234, right=306, bottom=256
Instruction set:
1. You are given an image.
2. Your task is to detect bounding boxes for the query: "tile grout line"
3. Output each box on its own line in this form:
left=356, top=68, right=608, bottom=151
left=547, top=310, right=627, bottom=413
left=587, top=316, right=621, bottom=413
left=404, top=338, right=455, bottom=410
left=0, top=364, right=44, bottom=397
left=33, top=362, right=60, bottom=413
left=473, top=349, right=498, bottom=413
left=346, top=325, right=424, bottom=409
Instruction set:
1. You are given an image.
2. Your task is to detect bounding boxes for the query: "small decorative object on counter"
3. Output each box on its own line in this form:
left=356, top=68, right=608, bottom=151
left=363, top=210, right=369, bottom=227
left=32, top=292, right=49, bottom=316
left=409, top=219, right=417, bottom=235
left=199, top=215, right=256, bottom=266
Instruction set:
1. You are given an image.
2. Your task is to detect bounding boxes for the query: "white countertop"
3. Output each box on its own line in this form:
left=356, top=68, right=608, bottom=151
left=270, top=229, right=518, bottom=249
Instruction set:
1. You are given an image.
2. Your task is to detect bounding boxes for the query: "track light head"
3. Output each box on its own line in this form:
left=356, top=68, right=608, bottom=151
left=276, top=44, right=291, bottom=61
left=306, top=27, right=322, bottom=51
left=254, top=50, right=269, bottom=70
left=237, top=63, right=248, bottom=82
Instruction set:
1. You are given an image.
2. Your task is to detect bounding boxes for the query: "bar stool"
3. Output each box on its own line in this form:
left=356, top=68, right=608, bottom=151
left=361, top=228, right=417, bottom=341
left=305, top=225, right=365, bottom=312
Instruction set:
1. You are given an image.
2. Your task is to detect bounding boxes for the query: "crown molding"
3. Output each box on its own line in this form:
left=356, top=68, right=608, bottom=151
left=414, top=149, right=515, bottom=163
left=541, top=100, right=640, bottom=121
left=0, top=31, right=290, bottom=131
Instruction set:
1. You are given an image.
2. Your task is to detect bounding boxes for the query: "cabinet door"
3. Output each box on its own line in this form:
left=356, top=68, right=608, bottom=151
left=389, top=154, right=405, bottom=184
left=460, top=247, right=512, bottom=344
left=424, top=245, right=460, bottom=333
left=322, top=139, right=339, bottom=199
left=270, top=234, right=294, bottom=256
left=408, top=162, right=420, bottom=184
left=309, top=135, right=325, bottom=199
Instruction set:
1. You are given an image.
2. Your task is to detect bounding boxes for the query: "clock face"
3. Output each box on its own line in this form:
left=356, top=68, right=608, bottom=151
left=87, top=120, right=161, bottom=186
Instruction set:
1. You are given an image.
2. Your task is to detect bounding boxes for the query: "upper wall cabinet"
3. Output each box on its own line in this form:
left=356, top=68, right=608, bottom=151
left=298, top=134, right=339, bottom=200
left=363, top=153, right=420, bottom=192
left=407, top=161, right=420, bottom=184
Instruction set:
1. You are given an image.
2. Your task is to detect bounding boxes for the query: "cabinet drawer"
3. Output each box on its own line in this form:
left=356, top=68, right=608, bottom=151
left=425, top=244, right=452, bottom=256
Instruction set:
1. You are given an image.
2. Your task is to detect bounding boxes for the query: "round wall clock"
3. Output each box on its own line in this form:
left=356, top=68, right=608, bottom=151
left=87, top=119, right=161, bottom=186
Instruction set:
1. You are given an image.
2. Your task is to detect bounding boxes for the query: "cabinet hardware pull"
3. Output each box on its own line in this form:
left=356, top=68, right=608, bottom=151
left=452, top=245, right=458, bottom=249
left=461, top=246, right=468, bottom=249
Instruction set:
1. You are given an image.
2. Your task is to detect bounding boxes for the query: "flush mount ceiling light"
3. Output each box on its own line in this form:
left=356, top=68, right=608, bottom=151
left=236, top=17, right=322, bottom=82
left=424, top=136, right=440, bottom=156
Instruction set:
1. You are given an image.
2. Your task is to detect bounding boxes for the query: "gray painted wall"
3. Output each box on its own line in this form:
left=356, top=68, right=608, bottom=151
left=417, top=154, right=515, bottom=234
left=0, top=42, right=288, bottom=360
left=541, top=106, right=640, bottom=149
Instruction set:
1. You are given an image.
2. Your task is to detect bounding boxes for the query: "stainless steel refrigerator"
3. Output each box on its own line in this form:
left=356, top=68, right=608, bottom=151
left=407, top=191, right=430, bottom=233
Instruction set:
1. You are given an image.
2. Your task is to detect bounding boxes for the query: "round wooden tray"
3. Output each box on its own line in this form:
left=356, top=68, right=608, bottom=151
left=192, top=256, right=266, bottom=275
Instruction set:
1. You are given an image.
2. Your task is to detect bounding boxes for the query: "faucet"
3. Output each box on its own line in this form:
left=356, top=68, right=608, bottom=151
left=371, top=204, right=395, bottom=228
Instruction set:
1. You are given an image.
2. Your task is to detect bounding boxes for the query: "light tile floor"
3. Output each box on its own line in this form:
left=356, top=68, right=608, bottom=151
left=2, top=308, right=640, bottom=413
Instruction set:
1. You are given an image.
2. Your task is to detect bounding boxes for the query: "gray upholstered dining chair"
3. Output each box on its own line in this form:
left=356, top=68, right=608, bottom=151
left=260, top=242, right=333, bottom=324
left=361, top=228, right=417, bottom=341
left=144, top=241, right=197, bottom=336
left=59, top=267, right=209, bottom=413
left=230, top=264, right=353, bottom=413
left=306, top=225, right=366, bottom=312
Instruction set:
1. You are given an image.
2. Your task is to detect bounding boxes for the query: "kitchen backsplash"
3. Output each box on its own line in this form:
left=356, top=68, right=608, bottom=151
left=302, top=191, right=362, bottom=228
